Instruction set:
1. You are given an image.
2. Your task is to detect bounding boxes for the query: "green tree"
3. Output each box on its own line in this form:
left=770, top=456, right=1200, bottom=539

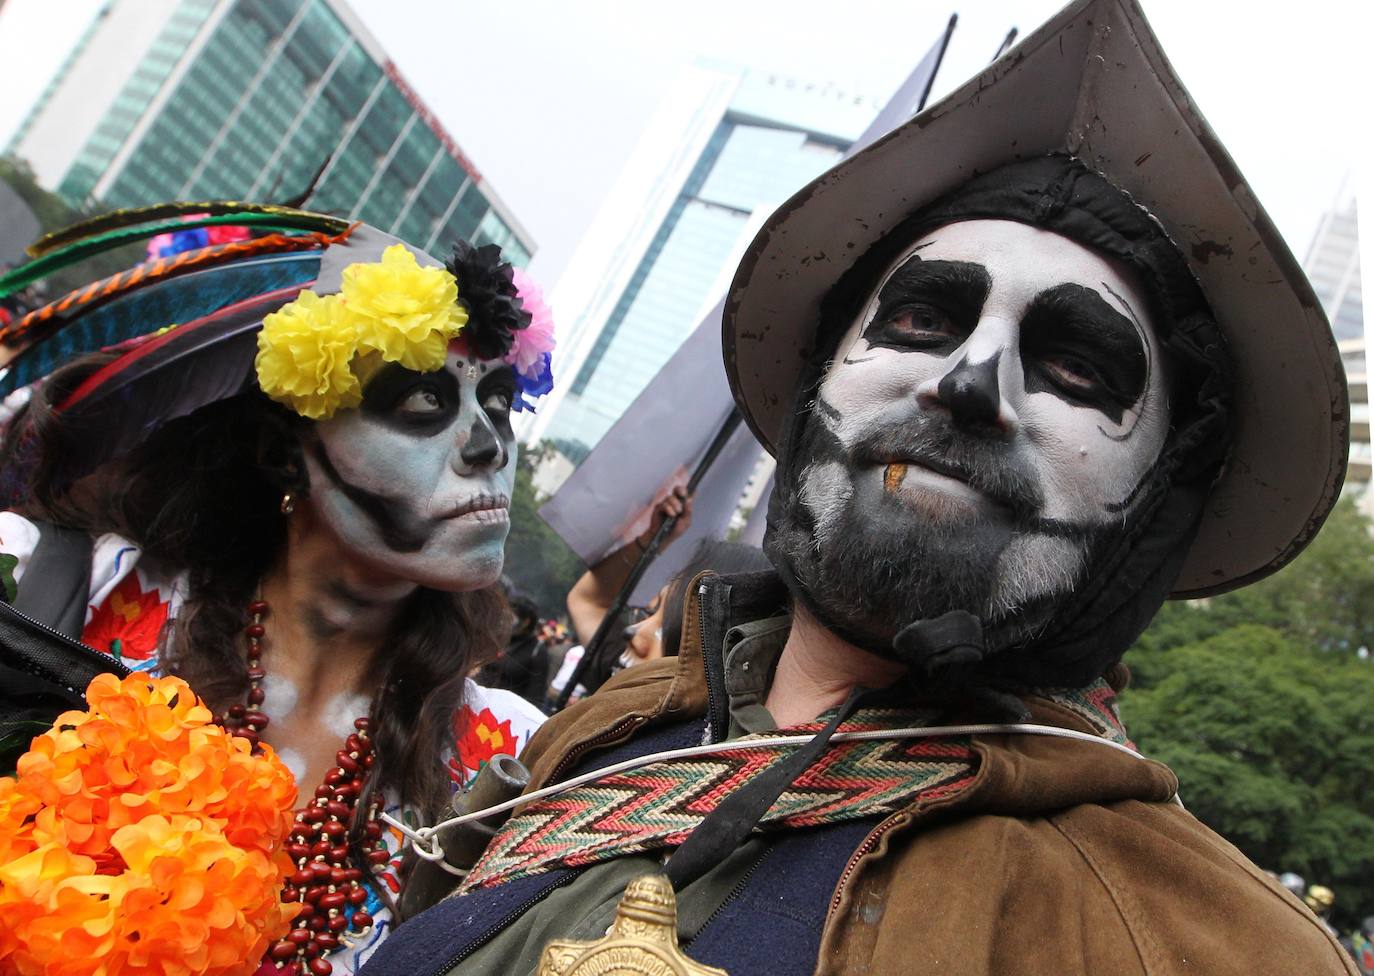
left=501, top=441, right=586, bottom=618
left=1123, top=497, right=1374, bottom=928
left=1, top=155, right=152, bottom=298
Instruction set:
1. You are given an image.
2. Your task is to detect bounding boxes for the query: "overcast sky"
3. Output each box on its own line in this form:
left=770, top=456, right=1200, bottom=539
left=0, top=0, right=1364, bottom=290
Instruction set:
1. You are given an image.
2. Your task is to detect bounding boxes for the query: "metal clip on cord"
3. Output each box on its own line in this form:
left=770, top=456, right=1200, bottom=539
left=384, top=723, right=1140, bottom=853
left=395, top=753, right=532, bottom=921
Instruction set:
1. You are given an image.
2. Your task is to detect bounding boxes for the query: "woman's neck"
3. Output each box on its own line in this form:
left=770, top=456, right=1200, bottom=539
left=256, top=506, right=417, bottom=714
left=765, top=603, right=905, bottom=728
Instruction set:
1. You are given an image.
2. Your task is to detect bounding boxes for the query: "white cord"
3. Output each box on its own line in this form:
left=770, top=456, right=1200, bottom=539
left=386, top=723, right=1139, bottom=863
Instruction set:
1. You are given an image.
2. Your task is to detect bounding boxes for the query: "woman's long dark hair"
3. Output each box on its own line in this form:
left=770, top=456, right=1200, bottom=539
left=4, top=353, right=508, bottom=838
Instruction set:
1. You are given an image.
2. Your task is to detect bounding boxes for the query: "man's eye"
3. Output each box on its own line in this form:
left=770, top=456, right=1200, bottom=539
left=483, top=389, right=513, bottom=413
left=885, top=304, right=959, bottom=341
left=399, top=389, right=443, bottom=414
left=1042, top=354, right=1104, bottom=394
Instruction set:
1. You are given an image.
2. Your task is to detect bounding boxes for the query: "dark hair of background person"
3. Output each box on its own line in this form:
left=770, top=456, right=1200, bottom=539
left=1, top=351, right=508, bottom=864
left=509, top=594, right=540, bottom=633
left=575, top=540, right=773, bottom=692
left=659, top=539, right=774, bottom=658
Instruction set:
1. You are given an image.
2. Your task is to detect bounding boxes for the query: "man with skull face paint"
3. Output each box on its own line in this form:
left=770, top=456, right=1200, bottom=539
left=362, top=2, right=1354, bottom=975
left=790, top=216, right=1175, bottom=667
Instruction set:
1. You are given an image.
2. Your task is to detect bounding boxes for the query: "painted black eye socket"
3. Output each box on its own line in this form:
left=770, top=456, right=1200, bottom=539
left=1018, top=283, right=1149, bottom=424
left=865, top=259, right=990, bottom=355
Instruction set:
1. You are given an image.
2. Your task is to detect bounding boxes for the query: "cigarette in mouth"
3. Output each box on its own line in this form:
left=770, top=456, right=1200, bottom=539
left=883, top=463, right=907, bottom=493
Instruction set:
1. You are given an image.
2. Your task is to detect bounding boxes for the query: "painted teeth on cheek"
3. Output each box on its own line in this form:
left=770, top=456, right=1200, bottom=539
left=884, top=463, right=907, bottom=493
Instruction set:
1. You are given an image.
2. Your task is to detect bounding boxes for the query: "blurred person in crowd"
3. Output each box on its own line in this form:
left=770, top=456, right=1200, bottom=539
left=476, top=594, right=549, bottom=706
left=565, top=486, right=694, bottom=647
left=1307, top=885, right=1341, bottom=939
left=537, top=617, right=573, bottom=694
left=555, top=487, right=693, bottom=697
left=554, top=486, right=770, bottom=702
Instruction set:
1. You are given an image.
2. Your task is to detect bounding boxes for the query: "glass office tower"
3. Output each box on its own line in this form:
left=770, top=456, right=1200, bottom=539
left=527, top=64, right=878, bottom=459
left=1301, top=189, right=1366, bottom=486
left=8, top=0, right=532, bottom=264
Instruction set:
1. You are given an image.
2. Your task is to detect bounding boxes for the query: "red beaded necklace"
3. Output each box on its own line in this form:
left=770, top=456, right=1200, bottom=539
left=220, top=599, right=388, bottom=976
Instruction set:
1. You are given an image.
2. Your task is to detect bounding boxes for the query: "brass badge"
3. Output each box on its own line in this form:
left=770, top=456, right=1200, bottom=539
left=537, top=874, right=729, bottom=976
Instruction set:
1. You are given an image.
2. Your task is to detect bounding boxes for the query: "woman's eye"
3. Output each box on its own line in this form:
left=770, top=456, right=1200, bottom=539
left=483, top=389, right=513, bottom=413
left=398, top=389, right=443, bottom=414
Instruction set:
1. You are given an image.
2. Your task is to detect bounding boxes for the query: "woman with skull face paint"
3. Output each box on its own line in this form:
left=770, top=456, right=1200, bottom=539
left=0, top=207, right=557, bottom=973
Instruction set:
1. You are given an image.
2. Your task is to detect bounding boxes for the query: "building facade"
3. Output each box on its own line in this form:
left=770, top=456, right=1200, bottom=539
left=7, top=0, right=532, bottom=263
left=1301, top=188, right=1366, bottom=487
left=520, top=63, right=879, bottom=459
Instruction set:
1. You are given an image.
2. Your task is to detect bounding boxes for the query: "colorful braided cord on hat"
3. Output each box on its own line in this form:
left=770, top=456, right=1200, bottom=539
left=1, top=226, right=354, bottom=351
left=0, top=249, right=323, bottom=399
left=26, top=201, right=349, bottom=258
left=0, top=211, right=351, bottom=301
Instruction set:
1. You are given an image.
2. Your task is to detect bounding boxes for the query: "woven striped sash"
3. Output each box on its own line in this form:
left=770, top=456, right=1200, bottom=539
left=461, top=680, right=1129, bottom=892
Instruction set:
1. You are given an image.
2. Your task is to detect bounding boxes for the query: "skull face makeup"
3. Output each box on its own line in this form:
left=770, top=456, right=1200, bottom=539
left=302, top=344, right=518, bottom=592
left=790, top=219, right=1171, bottom=648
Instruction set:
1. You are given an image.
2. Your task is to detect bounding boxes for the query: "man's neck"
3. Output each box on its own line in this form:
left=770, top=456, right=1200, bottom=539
left=765, top=604, right=905, bottom=728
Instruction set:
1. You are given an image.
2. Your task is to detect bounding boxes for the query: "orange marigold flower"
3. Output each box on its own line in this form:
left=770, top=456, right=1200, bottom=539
left=0, top=674, right=298, bottom=976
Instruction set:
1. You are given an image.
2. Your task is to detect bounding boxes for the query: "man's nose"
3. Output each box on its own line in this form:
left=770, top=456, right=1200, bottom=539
left=916, top=339, right=1020, bottom=436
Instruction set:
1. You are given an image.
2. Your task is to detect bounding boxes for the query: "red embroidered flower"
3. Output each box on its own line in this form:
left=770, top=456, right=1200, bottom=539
left=454, top=705, right=518, bottom=775
left=82, top=574, right=170, bottom=661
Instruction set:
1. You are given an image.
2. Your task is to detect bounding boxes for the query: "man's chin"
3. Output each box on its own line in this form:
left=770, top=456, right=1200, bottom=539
left=802, top=518, right=1003, bottom=636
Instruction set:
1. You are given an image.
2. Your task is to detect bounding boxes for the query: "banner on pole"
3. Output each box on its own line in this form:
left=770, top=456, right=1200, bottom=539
left=537, top=19, right=957, bottom=601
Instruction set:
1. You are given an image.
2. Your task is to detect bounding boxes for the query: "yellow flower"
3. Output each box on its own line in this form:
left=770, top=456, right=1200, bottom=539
left=254, top=290, right=362, bottom=420
left=343, top=243, right=468, bottom=371
left=252, top=244, right=469, bottom=420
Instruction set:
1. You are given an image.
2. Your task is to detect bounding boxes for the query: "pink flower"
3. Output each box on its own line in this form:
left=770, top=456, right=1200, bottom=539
left=506, top=268, right=555, bottom=378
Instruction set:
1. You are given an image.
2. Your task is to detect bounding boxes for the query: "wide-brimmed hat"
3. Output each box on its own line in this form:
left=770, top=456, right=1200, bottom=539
left=722, top=0, right=1346, bottom=598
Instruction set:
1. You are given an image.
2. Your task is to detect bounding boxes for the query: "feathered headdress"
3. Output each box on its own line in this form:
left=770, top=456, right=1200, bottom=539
left=0, top=202, right=555, bottom=493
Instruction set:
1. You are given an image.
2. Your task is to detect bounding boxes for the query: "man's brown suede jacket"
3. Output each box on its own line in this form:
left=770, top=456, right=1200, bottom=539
left=506, top=576, right=1354, bottom=976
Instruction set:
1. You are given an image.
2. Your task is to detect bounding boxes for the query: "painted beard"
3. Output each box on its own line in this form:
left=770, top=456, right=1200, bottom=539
left=771, top=402, right=1110, bottom=652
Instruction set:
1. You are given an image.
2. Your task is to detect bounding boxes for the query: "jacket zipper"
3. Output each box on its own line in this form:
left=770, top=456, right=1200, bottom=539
left=824, top=811, right=911, bottom=927
left=432, top=870, right=580, bottom=974
left=685, top=843, right=774, bottom=944
left=546, top=714, right=647, bottom=785
left=0, top=600, right=130, bottom=687
left=696, top=581, right=728, bottom=743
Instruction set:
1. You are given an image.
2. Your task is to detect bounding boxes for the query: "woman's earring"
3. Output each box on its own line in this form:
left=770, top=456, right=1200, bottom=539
left=280, top=491, right=295, bottom=516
